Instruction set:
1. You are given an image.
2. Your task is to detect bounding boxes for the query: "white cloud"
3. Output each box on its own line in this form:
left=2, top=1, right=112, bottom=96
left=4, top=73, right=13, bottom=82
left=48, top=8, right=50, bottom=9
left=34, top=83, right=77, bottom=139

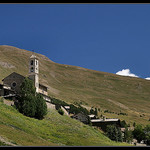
left=145, top=77, right=150, bottom=80
left=116, top=69, right=139, bottom=78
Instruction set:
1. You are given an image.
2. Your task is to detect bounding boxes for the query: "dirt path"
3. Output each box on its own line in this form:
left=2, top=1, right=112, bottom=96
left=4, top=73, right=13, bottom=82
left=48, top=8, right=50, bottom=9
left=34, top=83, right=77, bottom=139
left=107, top=99, right=129, bottom=110
left=0, top=135, right=17, bottom=146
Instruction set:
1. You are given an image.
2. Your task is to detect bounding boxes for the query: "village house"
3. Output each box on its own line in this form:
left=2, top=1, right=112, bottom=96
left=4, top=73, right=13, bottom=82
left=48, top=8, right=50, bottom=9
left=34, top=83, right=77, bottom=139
left=71, top=112, right=89, bottom=124
left=0, top=53, right=51, bottom=102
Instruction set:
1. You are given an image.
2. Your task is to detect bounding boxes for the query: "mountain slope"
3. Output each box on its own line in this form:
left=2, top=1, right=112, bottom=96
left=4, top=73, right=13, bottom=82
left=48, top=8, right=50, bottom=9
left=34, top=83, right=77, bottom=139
left=0, top=45, right=150, bottom=126
left=0, top=102, right=131, bottom=146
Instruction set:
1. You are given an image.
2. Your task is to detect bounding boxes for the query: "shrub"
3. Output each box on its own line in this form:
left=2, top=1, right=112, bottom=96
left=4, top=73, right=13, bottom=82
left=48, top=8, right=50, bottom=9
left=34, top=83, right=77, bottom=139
left=120, top=120, right=127, bottom=128
left=58, top=108, right=64, bottom=115
left=90, top=107, right=98, bottom=116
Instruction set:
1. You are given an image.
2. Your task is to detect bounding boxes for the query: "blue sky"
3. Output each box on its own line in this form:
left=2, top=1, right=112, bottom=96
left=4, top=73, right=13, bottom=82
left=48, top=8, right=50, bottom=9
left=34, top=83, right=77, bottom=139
left=1, top=4, right=150, bottom=79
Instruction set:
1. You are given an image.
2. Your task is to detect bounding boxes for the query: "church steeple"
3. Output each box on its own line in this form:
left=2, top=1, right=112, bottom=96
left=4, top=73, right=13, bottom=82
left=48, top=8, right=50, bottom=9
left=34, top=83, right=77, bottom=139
left=29, top=52, right=39, bottom=93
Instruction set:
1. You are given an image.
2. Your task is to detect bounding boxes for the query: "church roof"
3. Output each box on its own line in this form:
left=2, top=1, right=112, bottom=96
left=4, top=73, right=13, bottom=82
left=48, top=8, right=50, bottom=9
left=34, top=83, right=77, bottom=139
left=2, top=72, right=25, bottom=81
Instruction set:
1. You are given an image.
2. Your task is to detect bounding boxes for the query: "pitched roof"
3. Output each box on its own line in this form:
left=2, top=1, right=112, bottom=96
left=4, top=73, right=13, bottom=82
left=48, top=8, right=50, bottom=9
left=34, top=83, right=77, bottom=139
left=91, top=119, right=119, bottom=123
left=30, top=54, right=38, bottom=59
left=2, top=72, right=25, bottom=81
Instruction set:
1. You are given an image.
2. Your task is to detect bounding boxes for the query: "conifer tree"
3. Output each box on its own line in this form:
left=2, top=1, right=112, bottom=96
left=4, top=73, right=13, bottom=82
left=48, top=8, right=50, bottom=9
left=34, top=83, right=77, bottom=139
left=17, top=77, right=36, bottom=117
left=35, top=93, right=47, bottom=119
left=16, top=77, right=47, bottom=119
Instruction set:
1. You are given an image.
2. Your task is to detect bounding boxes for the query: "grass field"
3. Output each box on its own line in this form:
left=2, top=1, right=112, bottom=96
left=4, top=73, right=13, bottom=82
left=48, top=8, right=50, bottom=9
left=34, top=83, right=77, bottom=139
left=0, top=102, right=131, bottom=146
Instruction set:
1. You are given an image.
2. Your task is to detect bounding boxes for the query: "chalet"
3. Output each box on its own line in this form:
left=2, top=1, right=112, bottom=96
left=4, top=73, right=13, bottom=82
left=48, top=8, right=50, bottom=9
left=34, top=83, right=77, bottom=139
left=0, top=53, right=51, bottom=102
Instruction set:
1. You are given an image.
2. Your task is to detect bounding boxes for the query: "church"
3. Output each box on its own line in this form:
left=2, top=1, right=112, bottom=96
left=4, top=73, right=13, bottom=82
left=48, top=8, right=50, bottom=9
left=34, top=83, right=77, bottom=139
left=0, top=53, right=51, bottom=102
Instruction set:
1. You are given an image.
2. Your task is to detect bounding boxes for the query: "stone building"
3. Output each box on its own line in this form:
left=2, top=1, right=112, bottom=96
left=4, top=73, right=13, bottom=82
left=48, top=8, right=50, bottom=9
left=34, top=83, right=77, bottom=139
left=71, top=112, right=90, bottom=124
left=0, top=53, right=50, bottom=102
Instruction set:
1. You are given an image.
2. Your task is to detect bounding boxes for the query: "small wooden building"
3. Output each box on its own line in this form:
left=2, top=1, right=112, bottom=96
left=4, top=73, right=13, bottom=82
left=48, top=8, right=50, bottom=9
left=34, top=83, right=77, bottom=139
left=91, top=118, right=121, bottom=131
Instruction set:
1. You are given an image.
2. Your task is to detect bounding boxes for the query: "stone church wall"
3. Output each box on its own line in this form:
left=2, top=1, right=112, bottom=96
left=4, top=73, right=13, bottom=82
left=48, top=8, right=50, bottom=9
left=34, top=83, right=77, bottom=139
left=3, top=72, right=25, bottom=94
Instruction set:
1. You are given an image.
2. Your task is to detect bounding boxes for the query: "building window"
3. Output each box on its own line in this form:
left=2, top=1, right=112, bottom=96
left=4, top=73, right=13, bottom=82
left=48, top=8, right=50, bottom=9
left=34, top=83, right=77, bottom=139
left=31, top=60, right=34, bottom=65
left=31, top=67, right=34, bottom=72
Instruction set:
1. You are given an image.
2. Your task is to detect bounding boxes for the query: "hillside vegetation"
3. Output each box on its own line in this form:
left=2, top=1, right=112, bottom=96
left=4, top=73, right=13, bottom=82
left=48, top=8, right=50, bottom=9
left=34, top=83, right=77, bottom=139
left=0, top=45, right=150, bottom=126
left=0, top=101, right=130, bottom=146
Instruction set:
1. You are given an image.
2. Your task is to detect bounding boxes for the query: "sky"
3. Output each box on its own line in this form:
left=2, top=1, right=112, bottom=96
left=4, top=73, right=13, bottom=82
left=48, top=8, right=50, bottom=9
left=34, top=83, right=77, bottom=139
left=1, top=4, right=150, bottom=79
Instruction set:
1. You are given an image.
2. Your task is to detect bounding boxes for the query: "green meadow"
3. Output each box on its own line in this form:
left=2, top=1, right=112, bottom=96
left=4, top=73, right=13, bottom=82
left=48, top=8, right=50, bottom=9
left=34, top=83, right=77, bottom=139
left=0, top=102, right=131, bottom=146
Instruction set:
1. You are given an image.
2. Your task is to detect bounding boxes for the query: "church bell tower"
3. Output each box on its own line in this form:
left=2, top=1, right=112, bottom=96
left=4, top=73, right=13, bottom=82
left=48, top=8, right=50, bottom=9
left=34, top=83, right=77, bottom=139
left=29, top=53, right=39, bottom=93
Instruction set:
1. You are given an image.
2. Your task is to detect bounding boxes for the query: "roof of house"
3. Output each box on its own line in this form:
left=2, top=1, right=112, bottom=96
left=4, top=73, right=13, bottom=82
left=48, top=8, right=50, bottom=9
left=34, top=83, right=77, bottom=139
left=88, top=114, right=96, bottom=118
left=64, top=106, right=70, bottom=109
left=2, top=72, right=25, bottom=81
left=91, top=118, right=119, bottom=123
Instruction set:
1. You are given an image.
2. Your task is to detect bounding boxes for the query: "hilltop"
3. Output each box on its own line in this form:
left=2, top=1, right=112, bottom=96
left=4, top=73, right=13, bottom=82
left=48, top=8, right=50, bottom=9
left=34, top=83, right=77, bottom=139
left=0, top=45, right=150, bottom=126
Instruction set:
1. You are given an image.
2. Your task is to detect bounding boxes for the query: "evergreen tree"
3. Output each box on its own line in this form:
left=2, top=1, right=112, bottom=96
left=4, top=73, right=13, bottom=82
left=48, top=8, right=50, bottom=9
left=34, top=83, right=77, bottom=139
left=17, top=77, right=36, bottom=117
left=124, top=127, right=133, bottom=143
left=94, top=108, right=98, bottom=116
left=106, top=125, right=123, bottom=142
left=132, top=124, right=145, bottom=143
left=16, top=77, right=47, bottom=119
left=117, top=127, right=123, bottom=142
left=144, top=125, right=150, bottom=145
left=35, top=93, right=47, bottom=119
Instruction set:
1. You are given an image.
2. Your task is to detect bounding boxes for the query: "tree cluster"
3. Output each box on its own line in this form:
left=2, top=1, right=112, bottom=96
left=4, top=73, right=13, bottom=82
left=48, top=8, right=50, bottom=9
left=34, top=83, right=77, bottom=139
left=106, top=125, right=123, bottom=142
left=90, top=107, right=98, bottom=116
left=132, top=124, right=150, bottom=145
left=51, top=97, right=90, bottom=115
left=15, top=78, right=47, bottom=120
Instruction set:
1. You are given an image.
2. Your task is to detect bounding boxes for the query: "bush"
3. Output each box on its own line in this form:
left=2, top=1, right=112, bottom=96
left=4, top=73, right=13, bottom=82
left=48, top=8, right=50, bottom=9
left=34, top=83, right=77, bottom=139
left=51, top=98, right=68, bottom=106
left=90, top=107, right=98, bottom=116
left=58, top=108, right=64, bottom=115
left=120, top=120, right=127, bottom=128
left=51, top=97, right=90, bottom=116
left=69, top=104, right=89, bottom=115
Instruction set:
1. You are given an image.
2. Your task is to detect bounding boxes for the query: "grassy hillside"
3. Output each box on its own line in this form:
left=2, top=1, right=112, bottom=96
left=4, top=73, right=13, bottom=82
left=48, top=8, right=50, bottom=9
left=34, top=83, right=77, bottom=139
left=0, top=101, right=130, bottom=146
left=0, top=45, right=150, bottom=126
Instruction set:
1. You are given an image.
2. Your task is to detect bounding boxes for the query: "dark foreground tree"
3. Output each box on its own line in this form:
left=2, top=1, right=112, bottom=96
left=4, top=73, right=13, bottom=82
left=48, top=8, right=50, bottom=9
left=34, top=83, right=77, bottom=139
left=35, top=93, right=47, bottom=119
left=16, top=77, right=36, bottom=117
left=132, top=124, right=145, bottom=143
left=16, top=77, right=47, bottom=119
left=124, top=127, right=133, bottom=143
left=106, top=125, right=123, bottom=142
left=144, top=125, right=150, bottom=145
